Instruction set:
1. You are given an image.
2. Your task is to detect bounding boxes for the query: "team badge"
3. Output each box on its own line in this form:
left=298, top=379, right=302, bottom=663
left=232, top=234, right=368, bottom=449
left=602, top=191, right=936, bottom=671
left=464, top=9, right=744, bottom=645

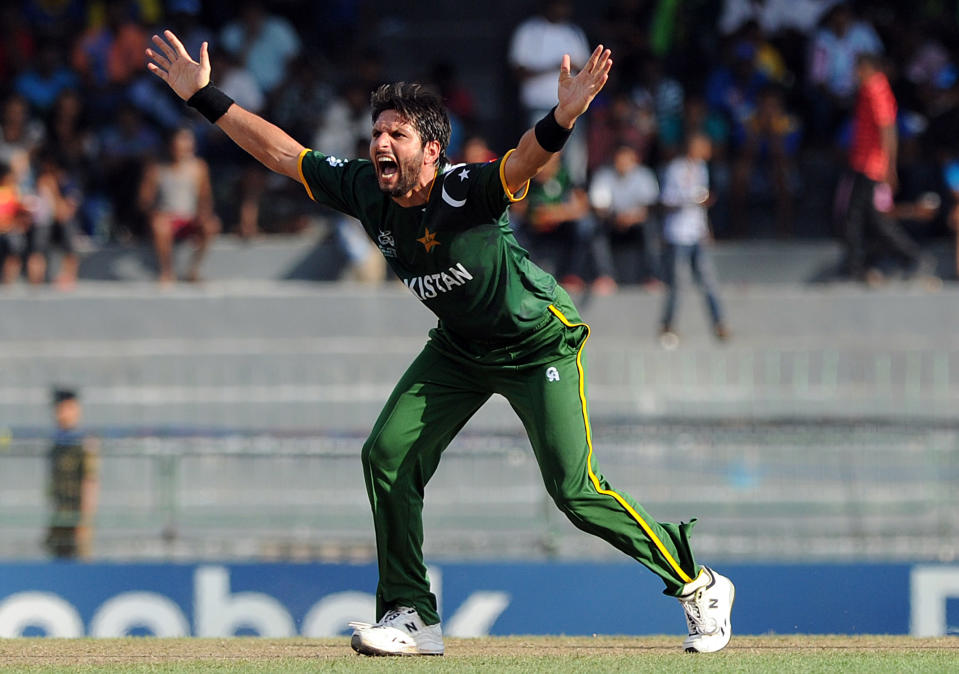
left=545, top=367, right=560, bottom=382
left=417, top=228, right=440, bottom=252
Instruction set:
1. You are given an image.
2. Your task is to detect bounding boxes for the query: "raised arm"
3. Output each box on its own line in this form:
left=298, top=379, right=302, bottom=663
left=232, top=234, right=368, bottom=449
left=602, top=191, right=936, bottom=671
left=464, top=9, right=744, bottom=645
left=146, top=30, right=305, bottom=181
left=502, top=45, right=612, bottom=195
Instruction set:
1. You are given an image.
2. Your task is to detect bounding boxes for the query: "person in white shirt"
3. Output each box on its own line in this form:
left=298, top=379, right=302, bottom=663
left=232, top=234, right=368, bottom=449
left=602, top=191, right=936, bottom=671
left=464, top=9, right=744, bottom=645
left=219, top=0, right=301, bottom=95
left=589, top=144, right=661, bottom=285
left=659, top=133, right=728, bottom=347
left=509, top=0, right=591, bottom=183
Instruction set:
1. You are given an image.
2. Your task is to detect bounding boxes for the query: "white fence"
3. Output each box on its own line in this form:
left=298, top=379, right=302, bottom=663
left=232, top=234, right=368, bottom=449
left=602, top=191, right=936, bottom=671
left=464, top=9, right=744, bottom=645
left=3, top=420, right=957, bottom=564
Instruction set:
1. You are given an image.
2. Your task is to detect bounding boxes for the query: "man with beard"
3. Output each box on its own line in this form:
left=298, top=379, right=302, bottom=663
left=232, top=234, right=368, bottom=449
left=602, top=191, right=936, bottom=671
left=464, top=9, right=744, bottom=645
left=146, top=30, right=733, bottom=656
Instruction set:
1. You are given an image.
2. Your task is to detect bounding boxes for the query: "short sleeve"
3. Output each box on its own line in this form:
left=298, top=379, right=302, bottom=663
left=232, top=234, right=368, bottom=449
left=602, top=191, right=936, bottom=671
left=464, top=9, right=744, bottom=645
left=297, top=149, right=366, bottom=217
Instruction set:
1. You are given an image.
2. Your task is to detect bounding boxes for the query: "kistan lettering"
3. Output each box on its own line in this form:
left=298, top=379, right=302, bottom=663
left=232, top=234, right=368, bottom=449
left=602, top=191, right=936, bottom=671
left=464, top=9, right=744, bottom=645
left=404, top=263, right=473, bottom=300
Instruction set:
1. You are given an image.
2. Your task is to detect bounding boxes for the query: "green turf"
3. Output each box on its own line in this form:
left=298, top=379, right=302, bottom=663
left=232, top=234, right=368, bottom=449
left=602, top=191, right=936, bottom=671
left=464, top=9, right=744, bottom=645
left=0, top=636, right=957, bottom=673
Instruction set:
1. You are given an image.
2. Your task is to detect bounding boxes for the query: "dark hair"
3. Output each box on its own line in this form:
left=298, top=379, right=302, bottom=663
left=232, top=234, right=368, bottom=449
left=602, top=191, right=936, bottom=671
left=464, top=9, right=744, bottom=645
left=52, top=387, right=77, bottom=404
left=370, top=82, right=451, bottom=166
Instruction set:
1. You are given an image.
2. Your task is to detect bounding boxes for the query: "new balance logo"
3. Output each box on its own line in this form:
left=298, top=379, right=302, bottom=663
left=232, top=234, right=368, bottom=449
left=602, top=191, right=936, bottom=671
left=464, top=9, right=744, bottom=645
left=546, top=367, right=560, bottom=382
left=404, top=622, right=418, bottom=633
left=709, top=599, right=719, bottom=609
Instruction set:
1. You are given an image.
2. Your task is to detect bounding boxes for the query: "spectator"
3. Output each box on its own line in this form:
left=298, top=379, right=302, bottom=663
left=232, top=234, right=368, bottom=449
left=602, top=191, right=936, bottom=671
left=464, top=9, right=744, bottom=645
left=509, top=0, right=591, bottom=183
left=26, top=149, right=84, bottom=288
left=837, top=53, right=925, bottom=283
left=682, top=93, right=730, bottom=156
left=731, top=84, right=801, bottom=237
left=0, top=161, right=31, bottom=284
left=632, top=54, right=685, bottom=157
left=589, top=144, right=661, bottom=286
left=45, top=90, right=107, bottom=242
left=735, top=19, right=791, bottom=87
left=270, top=54, right=334, bottom=146
left=719, top=0, right=836, bottom=37
left=45, top=91, right=96, bottom=174
left=512, top=153, right=616, bottom=294
left=13, top=41, right=79, bottom=116
left=587, top=90, right=654, bottom=174
left=0, top=94, right=45, bottom=188
left=98, top=103, right=161, bottom=240
left=807, top=3, right=882, bottom=141
left=45, top=388, right=99, bottom=560
left=659, top=133, right=729, bottom=348
left=706, top=40, right=770, bottom=151
left=138, top=127, right=220, bottom=284
left=72, top=0, right=149, bottom=90
left=220, top=0, right=301, bottom=95
left=312, top=82, right=371, bottom=163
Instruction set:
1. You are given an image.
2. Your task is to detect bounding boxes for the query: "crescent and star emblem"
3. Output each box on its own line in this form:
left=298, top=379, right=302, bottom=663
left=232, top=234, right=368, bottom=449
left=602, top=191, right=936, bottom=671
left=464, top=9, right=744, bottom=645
left=441, top=182, right=467, bottom=208
left=439, top=167, right=469, bottom=208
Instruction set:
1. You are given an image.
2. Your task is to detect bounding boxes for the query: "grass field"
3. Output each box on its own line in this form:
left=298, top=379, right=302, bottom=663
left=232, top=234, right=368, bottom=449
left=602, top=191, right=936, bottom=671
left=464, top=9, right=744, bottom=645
left=1, top=636, right=957, bottom=673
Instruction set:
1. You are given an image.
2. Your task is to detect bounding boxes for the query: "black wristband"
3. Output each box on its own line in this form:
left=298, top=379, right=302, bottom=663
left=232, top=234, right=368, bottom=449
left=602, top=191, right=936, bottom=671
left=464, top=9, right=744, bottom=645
left=534, top=106, right=573, bottom=152
left=187, top=83, right=234, bottom=124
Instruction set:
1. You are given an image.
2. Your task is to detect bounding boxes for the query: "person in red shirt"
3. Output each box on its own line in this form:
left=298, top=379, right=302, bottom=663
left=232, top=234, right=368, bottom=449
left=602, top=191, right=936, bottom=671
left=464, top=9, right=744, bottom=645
left=839, top=53, right=925, bottom=282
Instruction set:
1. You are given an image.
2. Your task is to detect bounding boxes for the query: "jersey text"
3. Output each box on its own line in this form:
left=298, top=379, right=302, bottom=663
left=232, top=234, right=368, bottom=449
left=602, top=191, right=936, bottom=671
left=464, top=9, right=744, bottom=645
left=403, top=263, right=474, bottom=300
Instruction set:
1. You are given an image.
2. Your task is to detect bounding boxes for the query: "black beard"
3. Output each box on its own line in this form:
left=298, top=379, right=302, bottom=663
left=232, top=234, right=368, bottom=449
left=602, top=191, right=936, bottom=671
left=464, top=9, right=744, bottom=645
left=379, top=152, right=423, bottom=197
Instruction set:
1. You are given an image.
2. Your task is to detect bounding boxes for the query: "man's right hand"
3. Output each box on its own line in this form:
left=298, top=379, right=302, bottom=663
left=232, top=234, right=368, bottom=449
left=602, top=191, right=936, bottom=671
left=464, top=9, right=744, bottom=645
left=146, top=30, right=211, bottom=101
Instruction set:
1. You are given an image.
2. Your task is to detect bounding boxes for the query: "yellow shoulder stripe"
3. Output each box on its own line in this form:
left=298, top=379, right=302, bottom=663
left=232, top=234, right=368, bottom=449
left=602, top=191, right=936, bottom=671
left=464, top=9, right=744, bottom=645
left=499, top=148, right=529, bottom=203
left=297, top=148, right=316, bottom=201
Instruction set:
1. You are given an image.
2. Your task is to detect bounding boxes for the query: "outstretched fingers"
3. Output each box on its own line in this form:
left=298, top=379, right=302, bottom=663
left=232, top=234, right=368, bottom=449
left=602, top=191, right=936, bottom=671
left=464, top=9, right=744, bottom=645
left=146, top=62, right=168, bottom=82
left=586, top=45, right=612, bottom=78
left=583, top=44, right=604, bottom=73
left=145, top=46, right=171, bottom=70
left=163, top=29, right=192, bottom=59
left=145, top=43, right=170, bottom=82
left=151, top=33, right=177, bottom=62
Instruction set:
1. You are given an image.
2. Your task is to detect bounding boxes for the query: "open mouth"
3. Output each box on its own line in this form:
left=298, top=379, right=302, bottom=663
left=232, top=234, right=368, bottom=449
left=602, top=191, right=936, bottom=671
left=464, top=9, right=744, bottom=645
left=377, top=156, right=398, bottom=179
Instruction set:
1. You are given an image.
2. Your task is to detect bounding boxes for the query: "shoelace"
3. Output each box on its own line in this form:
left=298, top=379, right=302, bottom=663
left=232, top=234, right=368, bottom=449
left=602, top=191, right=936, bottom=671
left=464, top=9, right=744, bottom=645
left=680, top=590, right=719, bottom=636
left=348, top=607, right=411, bottom=632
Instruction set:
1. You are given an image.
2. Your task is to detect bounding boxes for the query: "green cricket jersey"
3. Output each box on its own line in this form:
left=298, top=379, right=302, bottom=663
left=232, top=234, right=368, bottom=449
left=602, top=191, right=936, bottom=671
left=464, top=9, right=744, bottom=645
left=297, top=149, right=560, bottom=342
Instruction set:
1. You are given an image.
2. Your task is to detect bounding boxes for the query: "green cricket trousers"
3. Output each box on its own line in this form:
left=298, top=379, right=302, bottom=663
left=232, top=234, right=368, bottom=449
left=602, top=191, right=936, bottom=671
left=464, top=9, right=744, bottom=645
left=360, top=292, right=700, bottom=626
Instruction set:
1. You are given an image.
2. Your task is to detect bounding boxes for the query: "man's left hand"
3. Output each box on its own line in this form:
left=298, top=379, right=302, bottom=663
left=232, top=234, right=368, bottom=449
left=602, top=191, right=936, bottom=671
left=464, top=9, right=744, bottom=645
left=554, top=45, right=612, bottom=129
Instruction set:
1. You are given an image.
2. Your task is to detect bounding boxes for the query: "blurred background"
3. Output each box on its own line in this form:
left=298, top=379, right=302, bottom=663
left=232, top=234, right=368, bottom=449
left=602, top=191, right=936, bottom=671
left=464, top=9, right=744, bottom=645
left=0, top=0, right=957, bottom=578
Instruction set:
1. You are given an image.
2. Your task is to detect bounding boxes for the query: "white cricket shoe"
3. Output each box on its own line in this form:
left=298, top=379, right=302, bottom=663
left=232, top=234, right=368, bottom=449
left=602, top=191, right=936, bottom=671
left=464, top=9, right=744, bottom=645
left=678, top=566, right=735, bottom=653
left=349, top=606, right=444, bottom=656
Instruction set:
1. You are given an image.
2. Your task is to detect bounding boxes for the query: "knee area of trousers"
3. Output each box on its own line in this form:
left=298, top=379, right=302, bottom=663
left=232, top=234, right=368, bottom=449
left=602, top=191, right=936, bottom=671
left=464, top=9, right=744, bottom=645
left=361, top=430, right=404, bottom=469
left=550, top=489, right=586, bottom=517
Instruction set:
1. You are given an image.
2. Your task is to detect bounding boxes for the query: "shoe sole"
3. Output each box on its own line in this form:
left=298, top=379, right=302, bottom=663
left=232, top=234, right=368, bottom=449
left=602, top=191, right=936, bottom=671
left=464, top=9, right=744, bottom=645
left=684, top=579, right=735, bottom=654
left=350, top=633, right=444, bottom=657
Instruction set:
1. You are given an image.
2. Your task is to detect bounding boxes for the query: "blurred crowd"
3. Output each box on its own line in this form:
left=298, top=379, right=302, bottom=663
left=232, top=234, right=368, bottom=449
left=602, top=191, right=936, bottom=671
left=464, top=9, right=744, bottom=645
left=509, top=0, right=959, bottom=292
left=0, top=0, right=957, bottom=288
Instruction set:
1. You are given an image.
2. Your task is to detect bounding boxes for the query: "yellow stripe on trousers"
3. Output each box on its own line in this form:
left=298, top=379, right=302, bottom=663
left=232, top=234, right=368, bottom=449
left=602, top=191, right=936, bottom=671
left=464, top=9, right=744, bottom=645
left=547, top=304, right=694, bottom=584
